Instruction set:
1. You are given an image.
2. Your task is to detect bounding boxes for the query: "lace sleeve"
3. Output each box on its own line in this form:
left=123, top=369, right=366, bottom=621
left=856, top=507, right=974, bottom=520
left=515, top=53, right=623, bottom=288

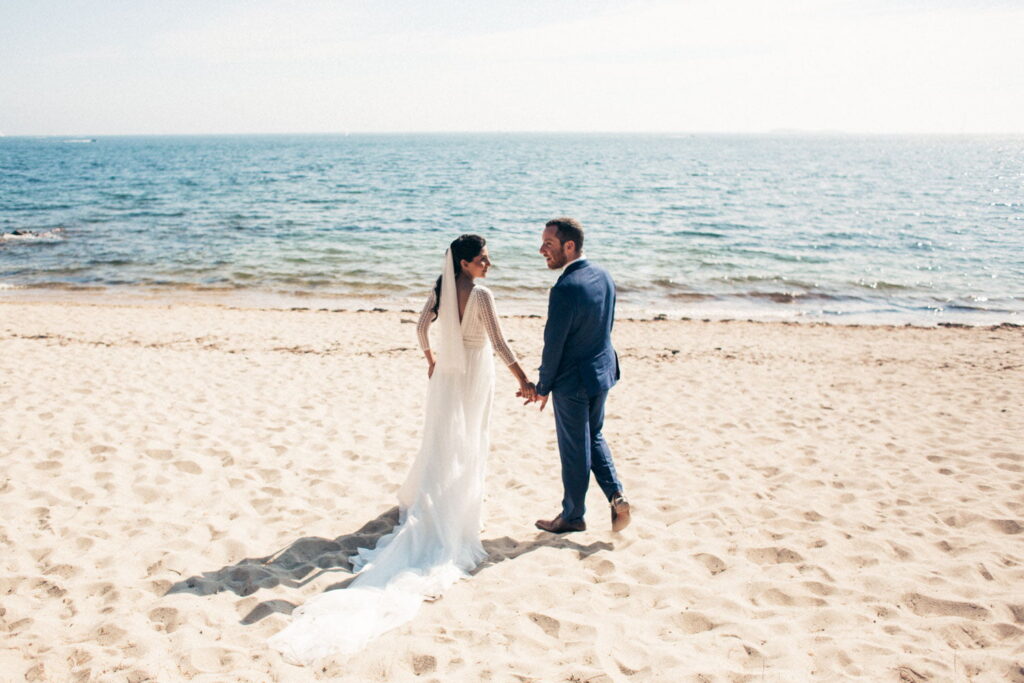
left=416, top=290, right=436, bottom=352
left=476, top=287, right=517, bottom=366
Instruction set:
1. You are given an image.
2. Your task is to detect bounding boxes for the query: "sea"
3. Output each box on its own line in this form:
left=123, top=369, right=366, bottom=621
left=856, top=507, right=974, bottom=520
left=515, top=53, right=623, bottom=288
left=1, top=133, right=1022, bottom=324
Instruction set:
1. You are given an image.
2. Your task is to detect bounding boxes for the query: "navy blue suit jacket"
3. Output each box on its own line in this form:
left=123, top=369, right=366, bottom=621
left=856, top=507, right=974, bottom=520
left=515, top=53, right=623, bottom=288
left=536, top=259, right=620, bottom=397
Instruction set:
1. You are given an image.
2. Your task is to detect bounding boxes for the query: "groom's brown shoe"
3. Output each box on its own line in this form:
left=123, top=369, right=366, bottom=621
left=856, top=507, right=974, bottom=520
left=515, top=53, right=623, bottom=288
left=610, top=495, right=631, bottom=532
left=535, top=515, right=586, bottom=533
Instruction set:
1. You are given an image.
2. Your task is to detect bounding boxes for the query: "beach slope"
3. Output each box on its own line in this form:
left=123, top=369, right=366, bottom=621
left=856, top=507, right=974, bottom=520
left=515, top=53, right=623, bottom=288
left=1, top=302, right=1022, bottom=681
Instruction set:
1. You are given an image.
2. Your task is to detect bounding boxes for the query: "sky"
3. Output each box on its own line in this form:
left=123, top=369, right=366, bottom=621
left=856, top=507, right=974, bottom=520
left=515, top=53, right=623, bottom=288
left=1, top=0, right=1022, bottom=136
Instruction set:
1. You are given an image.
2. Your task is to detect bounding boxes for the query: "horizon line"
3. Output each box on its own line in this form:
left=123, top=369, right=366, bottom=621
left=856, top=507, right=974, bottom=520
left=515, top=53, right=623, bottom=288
left=4, top=129, right=1024, bottom=139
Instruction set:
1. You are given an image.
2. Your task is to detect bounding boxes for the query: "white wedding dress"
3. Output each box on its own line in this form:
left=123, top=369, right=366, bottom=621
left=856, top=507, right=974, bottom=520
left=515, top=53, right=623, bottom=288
left=269, top=253, right=517, bottom=665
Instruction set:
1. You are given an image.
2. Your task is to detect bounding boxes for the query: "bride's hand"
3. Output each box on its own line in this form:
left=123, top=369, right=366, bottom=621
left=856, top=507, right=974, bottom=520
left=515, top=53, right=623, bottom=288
left=428, top=361, right=436, bottom=378
left=517, top=381, right=537, bottom=404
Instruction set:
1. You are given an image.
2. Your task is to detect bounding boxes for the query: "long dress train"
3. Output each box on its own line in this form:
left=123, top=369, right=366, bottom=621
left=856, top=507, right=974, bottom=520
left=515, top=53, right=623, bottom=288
left=269, top=284, right=517, bottom=664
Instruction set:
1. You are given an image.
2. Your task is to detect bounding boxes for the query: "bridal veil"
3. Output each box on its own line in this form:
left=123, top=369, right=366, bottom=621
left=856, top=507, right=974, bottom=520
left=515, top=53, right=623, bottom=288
left=269, top=248, right=493, bottom=664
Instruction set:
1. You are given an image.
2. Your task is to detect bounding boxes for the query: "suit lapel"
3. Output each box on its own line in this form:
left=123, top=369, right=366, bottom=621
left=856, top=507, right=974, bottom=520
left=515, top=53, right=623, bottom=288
left=556, top=258, right=588, bottom=284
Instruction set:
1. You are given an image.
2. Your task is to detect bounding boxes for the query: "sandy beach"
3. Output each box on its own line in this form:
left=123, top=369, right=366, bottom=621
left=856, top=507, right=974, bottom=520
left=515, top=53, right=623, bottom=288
left=1, top=300, right=1022, bottom=682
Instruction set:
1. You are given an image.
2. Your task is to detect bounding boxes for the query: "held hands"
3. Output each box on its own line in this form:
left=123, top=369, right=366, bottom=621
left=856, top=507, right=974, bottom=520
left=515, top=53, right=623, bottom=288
left=516, top=381, right=536, bottom=403
left=515, top=381, right=548, bottom=410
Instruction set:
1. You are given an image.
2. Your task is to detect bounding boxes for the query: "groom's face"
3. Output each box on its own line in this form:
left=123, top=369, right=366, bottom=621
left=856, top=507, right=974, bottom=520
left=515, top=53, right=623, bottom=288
left=540, top=225, right=570, bottom=270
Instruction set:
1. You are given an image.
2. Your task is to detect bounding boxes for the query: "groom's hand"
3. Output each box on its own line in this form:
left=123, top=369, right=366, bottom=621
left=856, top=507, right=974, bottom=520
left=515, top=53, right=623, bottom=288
left=537, top=394, right=548, bottom=411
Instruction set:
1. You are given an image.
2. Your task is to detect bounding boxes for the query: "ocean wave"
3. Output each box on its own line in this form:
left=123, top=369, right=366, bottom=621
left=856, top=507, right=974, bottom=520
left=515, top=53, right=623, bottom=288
left=941, top=302, right=1015, bottom=314
left=25, top=282, right=104, bottom=291
left=667, top=291, right=717, bottom=301
left=485, top=284, right=551, bottom=295
left=731, top=248, right=832, bottom=264
left=5, top=203, right=73, bottom=212
left=277, top=288, right=391, bottom=300
left=101, top=192, right=147, bottom=201
left=136, top=280, right=245, bottom=292
left=118, top=210, right=187, bottom=219
left=713, top=274, right=819, bottom=290
left=688, top=221, right=751, bottom=233
left=0, top=228, right=66, bottom=242
left=737, top=290, right=841, bottom=303
left=853, top=279, right=913, bottom=291
left=815, top=231, right=864, bottom=241
left=669, top=229, right=726, bottom=239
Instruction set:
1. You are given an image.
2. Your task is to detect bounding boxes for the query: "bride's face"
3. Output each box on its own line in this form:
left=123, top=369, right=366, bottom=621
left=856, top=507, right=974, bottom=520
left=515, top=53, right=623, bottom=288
left=461, top=247, right=491, bottom=279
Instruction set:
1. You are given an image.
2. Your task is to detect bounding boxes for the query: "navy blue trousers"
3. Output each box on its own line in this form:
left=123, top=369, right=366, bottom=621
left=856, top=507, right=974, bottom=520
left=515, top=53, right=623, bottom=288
left=552, top=387, right=623, bottom=523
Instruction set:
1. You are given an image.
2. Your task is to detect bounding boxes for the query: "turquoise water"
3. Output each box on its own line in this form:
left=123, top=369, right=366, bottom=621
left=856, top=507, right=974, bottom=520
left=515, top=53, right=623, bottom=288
left=1, top=133, right=1022, bottom=323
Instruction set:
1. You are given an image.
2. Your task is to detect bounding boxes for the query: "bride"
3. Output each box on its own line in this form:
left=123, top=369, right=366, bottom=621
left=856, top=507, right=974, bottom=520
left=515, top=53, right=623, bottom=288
left=270, top=234, right=535, bottom=664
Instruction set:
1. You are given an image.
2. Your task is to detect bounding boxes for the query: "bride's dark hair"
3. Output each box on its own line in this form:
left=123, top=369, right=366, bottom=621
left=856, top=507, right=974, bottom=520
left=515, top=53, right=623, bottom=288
left=432, top=234, right=486, bottom=320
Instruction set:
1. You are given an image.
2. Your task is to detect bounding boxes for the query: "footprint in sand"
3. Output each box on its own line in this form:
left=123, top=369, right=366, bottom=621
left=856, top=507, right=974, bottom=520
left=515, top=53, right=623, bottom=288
left=180, top=647, right=242, bottom=675
left=693, top=553, right=727, bottom=575
left=588, top=558, right=616, bottom=578
left=944, top=621, right=1005, bottom=650
left=744, top=547, right=803, bottom=564
left=603, top=582, right=631, bottom=598
left=988, top=519, right=1023, bottom=534
left=411, top=654, right=437, bottom=675
left=148, top=607, right=182, bottom=633
left=903, top=592, right=990, bottom=621
left=671, top=611, right=716, bottom=634
left=132, top=485, right=160, bottom=503
left=627, top=564, right=662, bottom=585
left=42, top=564, right=78, bottom=580
left=754, top=587, right=826, bottom=608
left=256, top=468, right=280, bottom=483
left=92, top=623, right=126, bottom=646
left=527, top=612, right=560, bottom=638
left=942, top=511, right=984, bottom=528
left=801, top=580, right=836, bottom=596
left=69, top=486, right=94, bottom=502
left=3, top=616, right=33, bottom=634
left=30, top=578, right=66, bottom=599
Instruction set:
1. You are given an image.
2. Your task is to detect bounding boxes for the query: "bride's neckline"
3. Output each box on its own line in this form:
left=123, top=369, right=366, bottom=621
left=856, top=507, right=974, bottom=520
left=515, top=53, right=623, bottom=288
left=456, top=283, right=477, bottom=323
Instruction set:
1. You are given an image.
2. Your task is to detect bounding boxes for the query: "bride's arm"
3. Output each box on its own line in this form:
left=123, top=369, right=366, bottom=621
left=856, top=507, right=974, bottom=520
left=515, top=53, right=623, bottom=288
left=478, top=288, right=534, bottom=398
left=416, top=290, right=437, bottom=377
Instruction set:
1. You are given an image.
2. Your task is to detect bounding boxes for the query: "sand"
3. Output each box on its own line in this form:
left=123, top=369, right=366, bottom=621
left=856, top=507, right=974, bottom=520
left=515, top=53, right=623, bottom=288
left=1, top=300, right=1022, bottom=682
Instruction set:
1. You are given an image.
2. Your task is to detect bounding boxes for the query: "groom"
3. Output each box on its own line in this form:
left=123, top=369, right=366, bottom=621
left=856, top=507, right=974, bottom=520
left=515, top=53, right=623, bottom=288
left=525, top=218, right=630, bottom=533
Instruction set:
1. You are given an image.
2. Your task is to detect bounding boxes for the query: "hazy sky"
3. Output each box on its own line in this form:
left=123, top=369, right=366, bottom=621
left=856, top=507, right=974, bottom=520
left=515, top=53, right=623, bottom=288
left=1, top=0, right=1021, bottom=135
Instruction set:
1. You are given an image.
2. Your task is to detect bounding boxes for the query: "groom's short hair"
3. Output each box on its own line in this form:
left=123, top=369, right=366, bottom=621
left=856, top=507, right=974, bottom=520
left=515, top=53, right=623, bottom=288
left=546, top=217, right=584, bottom=252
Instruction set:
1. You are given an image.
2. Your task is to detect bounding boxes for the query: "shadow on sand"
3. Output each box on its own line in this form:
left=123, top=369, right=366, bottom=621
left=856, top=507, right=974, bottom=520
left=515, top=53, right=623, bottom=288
left=167, top=508, right=613, bottom=625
